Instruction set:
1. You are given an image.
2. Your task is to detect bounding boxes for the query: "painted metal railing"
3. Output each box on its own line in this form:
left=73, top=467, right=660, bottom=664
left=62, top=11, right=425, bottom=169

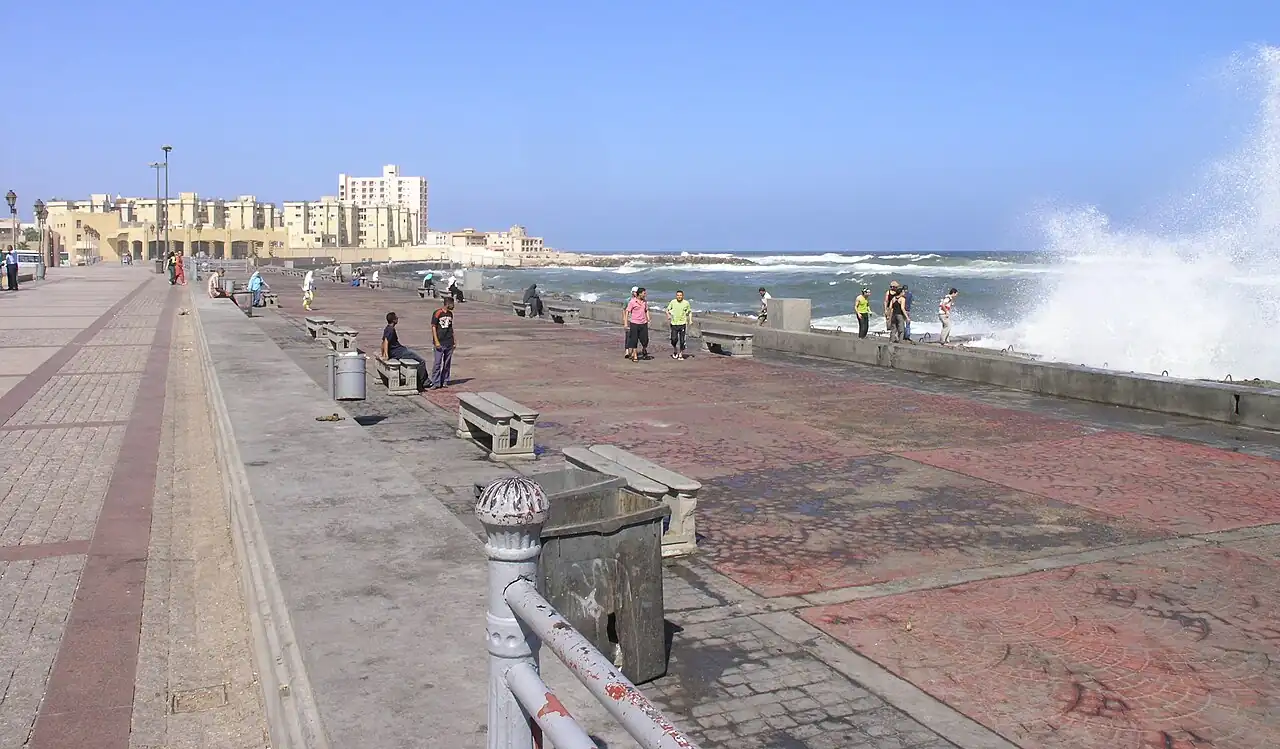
left=476, top=477, right=700, bottom=749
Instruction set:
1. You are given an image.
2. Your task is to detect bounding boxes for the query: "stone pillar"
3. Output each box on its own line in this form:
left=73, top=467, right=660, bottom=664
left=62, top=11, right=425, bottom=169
left=476, top=477, right=549, bottom=749
left=464, top=269, right=484, bottom=291
left=767, top=298, right=812, bottom=332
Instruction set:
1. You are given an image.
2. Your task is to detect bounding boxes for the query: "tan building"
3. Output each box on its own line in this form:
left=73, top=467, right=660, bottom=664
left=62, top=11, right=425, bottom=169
left=44, top=193, right=286, bottom=263
left=337, top=165, right=428, bottom=240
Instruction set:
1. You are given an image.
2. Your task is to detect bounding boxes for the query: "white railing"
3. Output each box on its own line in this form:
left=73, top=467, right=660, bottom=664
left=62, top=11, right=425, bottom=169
left=476, top=477, right=700, bottom=749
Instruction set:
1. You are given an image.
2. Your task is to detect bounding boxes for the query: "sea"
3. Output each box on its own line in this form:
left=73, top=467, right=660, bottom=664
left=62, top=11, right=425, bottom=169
left=395, top=46, right=1280, bottom=383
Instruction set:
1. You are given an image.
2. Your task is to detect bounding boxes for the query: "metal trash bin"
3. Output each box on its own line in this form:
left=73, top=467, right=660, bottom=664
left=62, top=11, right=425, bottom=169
left=328, top=352, right=367, bottom=401
left=155, top=259, right=165, bottom=274
left=222, top=279, right=236, bottom=295
left=513, top=467, right=671, bottom=683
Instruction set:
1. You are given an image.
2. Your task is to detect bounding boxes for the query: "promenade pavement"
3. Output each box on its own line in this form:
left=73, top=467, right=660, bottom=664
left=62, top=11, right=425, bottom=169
left=271, top=277, right=1280, bottom=749
left=0, top=268, right=266, bottom=749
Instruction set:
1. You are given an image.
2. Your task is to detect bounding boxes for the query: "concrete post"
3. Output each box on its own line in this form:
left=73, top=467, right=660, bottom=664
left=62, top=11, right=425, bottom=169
left=767, top=298, right=812, bottom=332
left=476, top=477, right=550, bottom=749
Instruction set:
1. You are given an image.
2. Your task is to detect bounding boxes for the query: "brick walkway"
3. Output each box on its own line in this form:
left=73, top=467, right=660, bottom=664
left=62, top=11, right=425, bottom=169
left=285, top=279, right=1280, bottom=749
left=0, top=269, right=266, bottom=748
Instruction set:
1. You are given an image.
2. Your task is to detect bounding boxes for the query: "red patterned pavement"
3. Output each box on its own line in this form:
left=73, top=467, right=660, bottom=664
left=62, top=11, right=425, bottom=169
left=802, top=547, right=1280, bottom=749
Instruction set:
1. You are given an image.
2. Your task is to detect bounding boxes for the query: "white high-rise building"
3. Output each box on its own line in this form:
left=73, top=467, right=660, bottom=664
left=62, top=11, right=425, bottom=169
left=337, top=164, right=428, bottom=242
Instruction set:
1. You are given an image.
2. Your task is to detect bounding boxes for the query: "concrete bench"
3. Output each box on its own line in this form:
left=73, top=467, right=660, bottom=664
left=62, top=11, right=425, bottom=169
left=546, top=303, right=580, bottom=325
left=512, top=301, right=534, bottom=318
left=304, top=316, right=336, bottom=339
left=373, top=354, right=419, bottom=395
left=264, top=292, right=279, bottom=308
left=701, top=328, right=754, bottom=357
left=325, top=326, right=359, bottom=352
left=563, top=445, right=701, bottom=557
left=417, top=288, right=438, bottom=300
left=456, top=392, right=539, bottom=460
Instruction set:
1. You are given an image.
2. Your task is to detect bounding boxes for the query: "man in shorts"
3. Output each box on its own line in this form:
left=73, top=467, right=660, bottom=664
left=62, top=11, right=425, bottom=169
left=666, top=290, right=692, bottom=359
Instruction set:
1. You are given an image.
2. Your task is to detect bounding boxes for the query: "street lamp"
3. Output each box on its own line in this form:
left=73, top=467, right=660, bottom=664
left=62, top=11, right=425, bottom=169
left=4, top=190, right=16, bottom=272
left=149, top=162, right=164, bottom=260
left=162, top=145, right=172, bottom=261
left=34, top=199, right=47, bottom=276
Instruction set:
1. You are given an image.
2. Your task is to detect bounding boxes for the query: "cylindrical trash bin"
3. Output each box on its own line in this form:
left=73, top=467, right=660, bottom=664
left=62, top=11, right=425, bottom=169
left=332, top=352, right=367, bottom=401
left=155, top=259, right=165, bottom=274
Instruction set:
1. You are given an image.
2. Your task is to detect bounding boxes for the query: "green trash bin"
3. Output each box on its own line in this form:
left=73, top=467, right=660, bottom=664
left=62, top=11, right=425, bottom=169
left=533, top=467, right=671, bottom=684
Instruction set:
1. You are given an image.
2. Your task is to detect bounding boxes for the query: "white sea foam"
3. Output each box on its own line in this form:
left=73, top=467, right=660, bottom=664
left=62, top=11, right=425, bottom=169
left=1012, top=46, right=1280, bottom=380
left=576, top=291, right=601, bottom=302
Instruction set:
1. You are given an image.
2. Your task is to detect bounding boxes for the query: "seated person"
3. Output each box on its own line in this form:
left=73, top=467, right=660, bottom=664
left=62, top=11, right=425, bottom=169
left=207, top=269, right=226, bottom=298
left=523, top=283, right=544, bottom=317
left=445, top=276, right=466, bottom=302
left=421, top=272, right=435, bottom=293
left=381, top=312, right=428, bottom=392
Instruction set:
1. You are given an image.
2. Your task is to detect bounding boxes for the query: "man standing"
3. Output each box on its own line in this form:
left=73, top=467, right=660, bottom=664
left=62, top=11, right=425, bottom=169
left=381, top=312, right=429, bottom=392
left=430, top=297, right=457, bottom=388
left=757, top=287, right=771, bottom=325
left=883, top=281, right=900, bottom=328
left=624, top=287, right=650, bottom=362
left=4, top=246, right=17, bottom=291
left=666, top=290, right=692, bottom=360
left=938, top=288, right=959, bottom=344
left=854, top=287, right=872, bottom=339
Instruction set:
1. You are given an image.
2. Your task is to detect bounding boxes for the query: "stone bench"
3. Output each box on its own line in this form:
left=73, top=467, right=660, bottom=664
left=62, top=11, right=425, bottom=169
left=546, top=303, right=580, bottom=325
left=304, top=316, right=336, bottom=339
left=456, top=392, right=539, bottom=461
left=563, top=445, right=701, bottom=558
left=373, top=354, right=419, bottom=395
left=701, top=328, right=754, bottom=357
left=511, top=301, right=534, bottom=318
left=264, top=292, right=280, bottom=308
left=417, top=288, right=438, bottom=300
left=325, top=326, right=359, bottom=352
left=369, top=279, right=382, bottom=290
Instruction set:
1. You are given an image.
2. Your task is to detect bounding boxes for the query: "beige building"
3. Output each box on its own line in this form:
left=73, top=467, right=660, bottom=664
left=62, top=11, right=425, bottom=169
left=44, top=193, right=286, bottom=263
left=283, top=198, right=417, bottom=250
left=337, top=165, right=428, bottom=240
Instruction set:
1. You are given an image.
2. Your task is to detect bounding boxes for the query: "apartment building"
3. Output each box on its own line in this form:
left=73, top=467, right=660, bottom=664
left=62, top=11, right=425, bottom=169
left=337, top=164, right=428, bottom=240
left=283, top=198, right=417, bottom=250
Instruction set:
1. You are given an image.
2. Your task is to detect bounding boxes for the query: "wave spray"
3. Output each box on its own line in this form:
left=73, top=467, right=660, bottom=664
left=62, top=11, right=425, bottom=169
left=1015, top=46, right=1280, bottom=381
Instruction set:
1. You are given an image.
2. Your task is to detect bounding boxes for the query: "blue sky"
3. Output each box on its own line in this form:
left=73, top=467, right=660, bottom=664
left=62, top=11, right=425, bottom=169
left=4, top=1, right=1276, bottom=250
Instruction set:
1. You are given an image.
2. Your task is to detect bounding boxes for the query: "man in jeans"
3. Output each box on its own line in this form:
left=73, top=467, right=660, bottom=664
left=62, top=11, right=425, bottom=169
left=381, top=311, right=429, bottom=392
left=430, top=297, right=457, bottom=388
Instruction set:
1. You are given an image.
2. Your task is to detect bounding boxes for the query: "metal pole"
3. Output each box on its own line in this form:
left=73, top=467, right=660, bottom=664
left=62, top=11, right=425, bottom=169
left=502, top=664, right=597, bottom=749
left=505, top=579, right=701, bottom=749
left=475, top=477, right=549, bottom=749
left=150, top=162, right=162, bottom=260
left=163, top=146, right=171, bottom=260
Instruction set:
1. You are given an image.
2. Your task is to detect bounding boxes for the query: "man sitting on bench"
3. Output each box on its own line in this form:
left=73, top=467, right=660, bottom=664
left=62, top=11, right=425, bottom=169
left=421, top=272, right=435, bottom=295
left=381, top=312, right=428, bottom=392
left=207, top=268, right=227, bottom=298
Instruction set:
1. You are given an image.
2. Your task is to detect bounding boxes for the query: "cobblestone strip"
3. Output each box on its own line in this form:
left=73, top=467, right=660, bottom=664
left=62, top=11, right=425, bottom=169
left=130, top=310, right=269, bottom=749
left=0, top=280, right=151, bottom=428
left=0, top=555, right=84, bottom=748
left=27, top=284, right=177, bottom=749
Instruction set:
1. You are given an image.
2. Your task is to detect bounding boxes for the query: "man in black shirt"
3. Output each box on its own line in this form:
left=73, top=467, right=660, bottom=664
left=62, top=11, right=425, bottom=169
left=381, top=312, right=428, bottom=392
left=430, top=297, right=456, bottom=389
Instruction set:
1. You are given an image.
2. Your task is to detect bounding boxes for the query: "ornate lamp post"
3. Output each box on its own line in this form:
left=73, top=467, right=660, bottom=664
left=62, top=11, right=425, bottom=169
left=4, top=191, right=15, bottom=257
left=34, top=199, right=48, bottom=276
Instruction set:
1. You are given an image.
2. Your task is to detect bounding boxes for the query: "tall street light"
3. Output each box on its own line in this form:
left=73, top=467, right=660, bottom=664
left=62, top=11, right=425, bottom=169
left=162, top=145, right=172, bottom=260
left=4, top=191, right=15, bottom=260
left=149, top=162, right=164, bottom=260
left=34, top=199, right=47, bottom=275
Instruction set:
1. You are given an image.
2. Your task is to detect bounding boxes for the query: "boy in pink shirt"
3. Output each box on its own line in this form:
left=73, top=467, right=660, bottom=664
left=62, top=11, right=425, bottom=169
left=623, top=287, right=651, bottom=362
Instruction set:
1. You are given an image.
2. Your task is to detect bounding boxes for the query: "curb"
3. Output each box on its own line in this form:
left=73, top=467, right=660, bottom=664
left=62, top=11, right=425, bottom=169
left=190, top=293, right=332, bottom=748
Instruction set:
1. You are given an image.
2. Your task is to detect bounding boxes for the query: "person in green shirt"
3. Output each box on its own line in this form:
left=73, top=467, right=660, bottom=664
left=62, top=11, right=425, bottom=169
left=665, top=290, right=693, bottom=360
left=854, top=287, right=872, bottom=339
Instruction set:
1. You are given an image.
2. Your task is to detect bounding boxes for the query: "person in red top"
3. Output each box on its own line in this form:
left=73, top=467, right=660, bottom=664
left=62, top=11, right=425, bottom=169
left=623, top=288, right=651, bottom=362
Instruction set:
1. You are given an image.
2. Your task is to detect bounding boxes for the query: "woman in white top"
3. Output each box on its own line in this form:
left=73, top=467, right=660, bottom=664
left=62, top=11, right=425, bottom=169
left=302, top=270, right=316, bottom=311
